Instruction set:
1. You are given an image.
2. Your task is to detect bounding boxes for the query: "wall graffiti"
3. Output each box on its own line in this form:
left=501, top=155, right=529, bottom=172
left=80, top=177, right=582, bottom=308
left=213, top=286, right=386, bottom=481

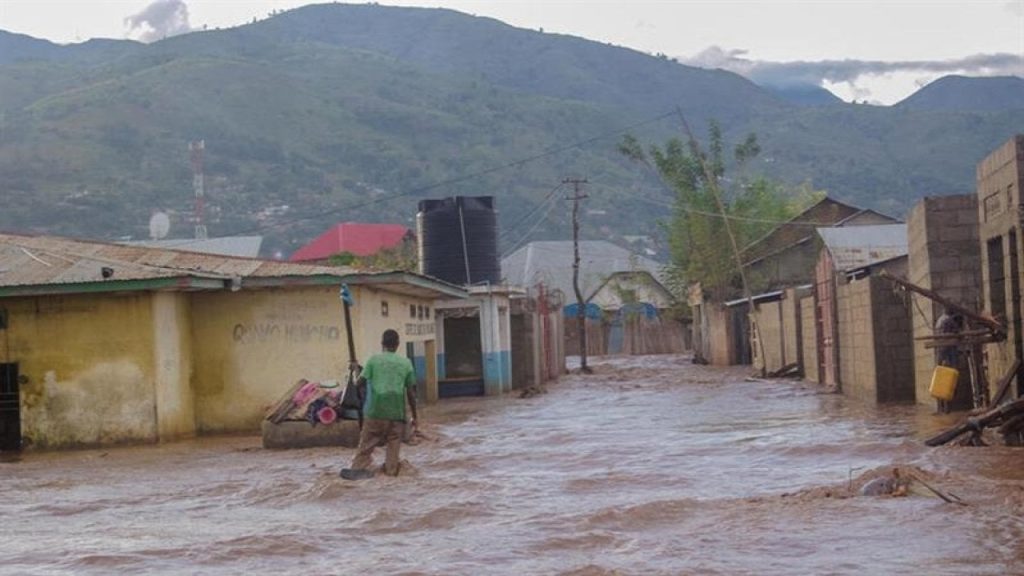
left=232, top=323, right=341, bottom=344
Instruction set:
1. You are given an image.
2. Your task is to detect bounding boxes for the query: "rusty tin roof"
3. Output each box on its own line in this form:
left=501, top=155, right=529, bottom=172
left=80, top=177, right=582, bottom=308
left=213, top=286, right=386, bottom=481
left=0, top=233, right=465, bottom=299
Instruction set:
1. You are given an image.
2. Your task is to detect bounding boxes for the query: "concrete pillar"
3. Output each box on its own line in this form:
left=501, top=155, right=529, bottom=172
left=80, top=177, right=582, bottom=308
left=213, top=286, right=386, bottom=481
left=152, top=292, right=195, bottom=441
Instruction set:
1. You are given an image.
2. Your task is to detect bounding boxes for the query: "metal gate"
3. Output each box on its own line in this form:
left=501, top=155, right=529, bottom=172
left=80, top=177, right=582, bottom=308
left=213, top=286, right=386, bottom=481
left=0, top=363, right=20, bottom=451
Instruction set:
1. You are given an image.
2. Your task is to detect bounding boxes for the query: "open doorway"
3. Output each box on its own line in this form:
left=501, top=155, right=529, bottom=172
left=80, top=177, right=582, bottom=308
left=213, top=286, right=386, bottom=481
left=440, top=316, right=484, bottom=397
left=0, top=363, right=20, bottom=452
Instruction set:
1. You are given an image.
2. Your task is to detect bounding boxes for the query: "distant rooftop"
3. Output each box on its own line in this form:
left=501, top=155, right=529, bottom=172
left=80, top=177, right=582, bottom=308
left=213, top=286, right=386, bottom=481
left=501, top=240, right=664, bottom=299
left=123, top=236, right=263, bottom=258
left=817, top=224, right=908, bottom=272
left=0, top=232, right=464, bottom=300
left=291, top=222, right=410, bottom=262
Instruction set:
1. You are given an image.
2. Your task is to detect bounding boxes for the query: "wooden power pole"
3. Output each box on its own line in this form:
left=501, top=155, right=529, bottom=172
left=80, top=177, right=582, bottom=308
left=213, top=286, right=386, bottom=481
left=565, top=177, right=592, bottom=373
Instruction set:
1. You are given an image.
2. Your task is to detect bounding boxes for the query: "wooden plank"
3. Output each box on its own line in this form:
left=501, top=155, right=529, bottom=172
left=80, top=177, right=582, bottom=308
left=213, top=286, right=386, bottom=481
left=878, top=271, right=1005, bottom=337
left=989, top=358, right=1021, bottom=408
left=925, top=397, right=1024, bottom=446
left=915, top=329, right=991, bottom=340
left=266, top=379, right=308, bottom=424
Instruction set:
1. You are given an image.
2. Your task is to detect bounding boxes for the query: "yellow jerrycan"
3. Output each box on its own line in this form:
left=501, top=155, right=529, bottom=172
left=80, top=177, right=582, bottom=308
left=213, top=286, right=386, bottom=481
left=929, top=366, right=958, bottom=401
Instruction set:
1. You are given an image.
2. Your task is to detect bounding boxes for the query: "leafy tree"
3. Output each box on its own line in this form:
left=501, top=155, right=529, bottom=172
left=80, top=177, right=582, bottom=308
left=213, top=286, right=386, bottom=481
left=353, top=236, right=418, bottom=271
left=328, top=251, right=357, bottom=266
left=621, top=122, right=813, bottom=301
left=325, top=236, right=418, bottom=271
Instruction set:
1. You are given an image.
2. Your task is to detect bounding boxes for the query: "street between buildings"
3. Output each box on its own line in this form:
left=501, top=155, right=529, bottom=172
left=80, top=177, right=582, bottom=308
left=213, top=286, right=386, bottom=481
left=3, top=354, right=1022, bottom=575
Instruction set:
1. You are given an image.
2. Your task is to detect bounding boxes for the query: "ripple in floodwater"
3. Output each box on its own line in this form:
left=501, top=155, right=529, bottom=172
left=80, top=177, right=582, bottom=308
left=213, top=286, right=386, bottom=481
left=2, top=354, right=1023, bottom=575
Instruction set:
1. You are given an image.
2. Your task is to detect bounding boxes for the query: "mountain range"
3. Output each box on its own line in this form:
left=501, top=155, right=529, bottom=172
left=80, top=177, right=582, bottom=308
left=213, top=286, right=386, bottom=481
left=1, top=3, right=1021, bottom=258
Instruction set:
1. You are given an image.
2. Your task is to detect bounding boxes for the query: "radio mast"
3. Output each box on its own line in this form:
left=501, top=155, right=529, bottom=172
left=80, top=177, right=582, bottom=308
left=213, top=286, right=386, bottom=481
left=189, top=140, right=207, bottom=240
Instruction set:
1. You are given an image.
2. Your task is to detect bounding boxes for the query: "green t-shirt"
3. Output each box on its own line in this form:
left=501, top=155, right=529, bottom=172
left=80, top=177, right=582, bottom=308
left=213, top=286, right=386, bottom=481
left=361, top=351, right=415, bottom=421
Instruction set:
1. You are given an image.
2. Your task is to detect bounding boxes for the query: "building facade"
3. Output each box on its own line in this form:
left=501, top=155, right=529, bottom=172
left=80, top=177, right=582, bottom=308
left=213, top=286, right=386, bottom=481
left=0, top=234, right=464, bottom=450
left=906, top=195, right=982, bottom=409
left=977, top=135, right=1024, bottom=402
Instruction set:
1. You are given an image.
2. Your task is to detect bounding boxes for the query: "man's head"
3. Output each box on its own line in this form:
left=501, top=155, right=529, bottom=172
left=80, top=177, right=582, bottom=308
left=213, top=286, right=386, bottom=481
left=382, top=328, right=400, bottom=351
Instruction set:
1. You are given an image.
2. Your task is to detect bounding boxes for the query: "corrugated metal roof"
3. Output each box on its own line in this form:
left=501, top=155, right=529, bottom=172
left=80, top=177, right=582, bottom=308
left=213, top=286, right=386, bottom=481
left=501, top=240, right=665, bottom=299
left=817, top=224, right=908, bottom=272
left=0, top=232, right=352, bottom=290
left=291, top=223, right=409, bottom=261
left=123, top=236, right=264, bottom=258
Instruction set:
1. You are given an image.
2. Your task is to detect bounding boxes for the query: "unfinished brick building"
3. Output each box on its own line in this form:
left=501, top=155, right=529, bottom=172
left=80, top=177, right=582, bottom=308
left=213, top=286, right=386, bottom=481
left=978, top=135, right=1024, bottom=401
left=907, top=195, right=981, bottom=410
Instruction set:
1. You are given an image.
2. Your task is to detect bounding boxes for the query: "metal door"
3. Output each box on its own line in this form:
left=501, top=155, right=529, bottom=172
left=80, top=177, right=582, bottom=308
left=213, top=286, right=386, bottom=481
left=816, top=255, right=839, bottom=388
left=0, top=363, right=20, bottom=451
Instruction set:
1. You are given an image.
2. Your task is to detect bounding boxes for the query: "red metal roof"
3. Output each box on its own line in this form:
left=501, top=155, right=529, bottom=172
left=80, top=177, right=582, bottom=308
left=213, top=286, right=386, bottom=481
left=290, top=222, right=410, bottom=261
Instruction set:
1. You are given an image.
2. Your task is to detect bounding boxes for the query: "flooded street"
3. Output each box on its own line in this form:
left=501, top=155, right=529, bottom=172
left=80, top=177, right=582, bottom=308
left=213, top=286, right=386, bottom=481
left=3, top=354, right=1024, bottom=575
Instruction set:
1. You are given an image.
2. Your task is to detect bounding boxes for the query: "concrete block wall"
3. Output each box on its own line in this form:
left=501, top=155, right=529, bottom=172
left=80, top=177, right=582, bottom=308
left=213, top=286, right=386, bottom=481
left=978, top=135, right=1024, bottom=401
left=870, top=276, right=916, bottom=403
left=707, top=303, right=737, bottom=366
left=753, top=300, right=784, bottom=373
left=837, top=279, right=876, bottom=401
left=907, top=195, right=981, bottom=409
left=837, top=276, right=915, bottom=403
left=781, top=288, right=802, bottom=370
left=800, top=295, right=819, bottom=383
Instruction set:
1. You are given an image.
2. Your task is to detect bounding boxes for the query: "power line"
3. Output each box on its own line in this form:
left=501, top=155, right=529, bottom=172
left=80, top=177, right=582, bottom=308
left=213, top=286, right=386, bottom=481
left=585, top=181, right=829, bottom=228
left=497, top=182, right=564, bottom=243
left=501, top=193, right=562, bottom=259
left=159, top=111, right=677, bottom=253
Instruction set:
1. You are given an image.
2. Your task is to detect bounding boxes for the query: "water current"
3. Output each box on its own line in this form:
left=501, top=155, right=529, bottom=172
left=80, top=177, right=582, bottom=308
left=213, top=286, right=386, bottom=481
left=2, top=354, right=1023, bottom=575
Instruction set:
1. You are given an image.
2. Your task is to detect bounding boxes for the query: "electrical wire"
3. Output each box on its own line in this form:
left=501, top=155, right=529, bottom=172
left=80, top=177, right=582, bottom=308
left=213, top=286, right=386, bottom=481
left=584, top=180, right=831, bottom=228
left=156, top=111, right=677, bottom=252
left=501, top=194, right=563, bottom=259
left=497, top=182, right=564, bottom=243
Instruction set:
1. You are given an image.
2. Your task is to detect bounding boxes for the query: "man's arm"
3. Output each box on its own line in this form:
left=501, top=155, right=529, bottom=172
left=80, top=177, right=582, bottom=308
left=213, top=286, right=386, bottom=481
left=351, top=361, right=368, bottom=401
left=405, top=370, right=418, bottom=426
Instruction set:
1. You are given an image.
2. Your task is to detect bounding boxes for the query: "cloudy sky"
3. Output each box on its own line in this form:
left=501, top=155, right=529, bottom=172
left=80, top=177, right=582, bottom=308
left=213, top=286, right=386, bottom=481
left=1, top=0, right=1021, bottom=104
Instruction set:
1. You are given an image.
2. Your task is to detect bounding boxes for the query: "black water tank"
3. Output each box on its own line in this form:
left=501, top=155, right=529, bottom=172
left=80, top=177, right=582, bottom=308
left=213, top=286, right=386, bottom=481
left=418, top=196, right=499, bottom=285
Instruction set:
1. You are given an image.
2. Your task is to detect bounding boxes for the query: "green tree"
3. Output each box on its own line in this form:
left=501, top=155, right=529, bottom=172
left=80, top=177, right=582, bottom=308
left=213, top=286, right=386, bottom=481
left=325, top=236, right=418, bottom=271
left=621, top=123, right=813, bottom=301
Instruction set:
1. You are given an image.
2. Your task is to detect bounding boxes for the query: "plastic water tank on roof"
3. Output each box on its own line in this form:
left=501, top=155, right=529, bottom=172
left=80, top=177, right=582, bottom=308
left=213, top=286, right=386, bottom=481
left=417, top=196, right=499, bottom=286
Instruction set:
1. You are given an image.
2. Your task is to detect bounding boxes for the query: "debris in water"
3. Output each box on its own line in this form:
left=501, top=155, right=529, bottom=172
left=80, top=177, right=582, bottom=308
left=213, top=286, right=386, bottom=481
left=518, top=385, right=547, bottom=399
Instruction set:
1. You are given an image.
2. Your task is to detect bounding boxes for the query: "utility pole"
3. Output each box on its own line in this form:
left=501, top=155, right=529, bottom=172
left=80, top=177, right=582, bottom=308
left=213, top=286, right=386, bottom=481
left=565, top=177, right=592, bottom=374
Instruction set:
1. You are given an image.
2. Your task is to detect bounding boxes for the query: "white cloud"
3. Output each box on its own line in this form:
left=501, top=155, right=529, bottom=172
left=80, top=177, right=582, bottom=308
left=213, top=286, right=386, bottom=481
left=125, top=0, right=193, bottom=43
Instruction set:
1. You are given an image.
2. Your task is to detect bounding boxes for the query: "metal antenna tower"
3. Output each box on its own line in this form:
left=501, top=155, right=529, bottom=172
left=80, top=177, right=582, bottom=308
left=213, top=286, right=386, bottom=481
left=189, top=140, right=207, bottom=240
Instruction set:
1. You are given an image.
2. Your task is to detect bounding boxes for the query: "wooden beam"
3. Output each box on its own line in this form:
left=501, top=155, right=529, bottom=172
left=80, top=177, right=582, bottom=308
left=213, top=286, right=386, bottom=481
left=878, top=270, right=1005, bottom=337
left=989, top=358, right=1022, bottom=408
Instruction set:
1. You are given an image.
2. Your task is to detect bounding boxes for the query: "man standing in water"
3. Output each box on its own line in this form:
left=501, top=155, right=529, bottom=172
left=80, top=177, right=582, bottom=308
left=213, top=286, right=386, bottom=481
left=341, top=329, right=418, bottom=480
left=935, top=307, right=963, bottom=368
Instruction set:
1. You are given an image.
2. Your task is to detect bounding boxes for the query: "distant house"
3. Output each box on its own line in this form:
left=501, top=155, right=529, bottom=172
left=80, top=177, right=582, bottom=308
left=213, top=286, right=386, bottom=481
left=812, top=224, right=911, bottom=402
left=588, top=270, right=674, bottom=310
left=695, top=196, right=900, bottom=367
left=290, top=222, right=411, bottom=263
left=0, top=232, right=465, bottom=451
left=502, top=240, right=664, bottom=303
left=502, top=241, right=685, bottom=356
left=741, top=196, right=900, bottom=291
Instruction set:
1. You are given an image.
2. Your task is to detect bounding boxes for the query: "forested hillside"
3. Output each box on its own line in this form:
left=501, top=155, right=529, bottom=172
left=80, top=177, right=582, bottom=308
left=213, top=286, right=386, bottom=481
left=0, top=4, right=1020, bottom=257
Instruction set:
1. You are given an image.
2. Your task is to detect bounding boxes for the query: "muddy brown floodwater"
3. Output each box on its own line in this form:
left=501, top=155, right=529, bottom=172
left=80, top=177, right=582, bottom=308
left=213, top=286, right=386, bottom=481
left=3, top=355, right=1024, bottom=575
